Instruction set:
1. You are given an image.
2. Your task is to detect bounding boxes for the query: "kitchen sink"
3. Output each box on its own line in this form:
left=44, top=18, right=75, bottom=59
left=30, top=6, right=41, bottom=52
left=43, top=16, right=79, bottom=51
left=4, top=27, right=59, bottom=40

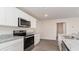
left=63, top=35, right=74, bottom=39
left=63, top=35, right=79, bottom=40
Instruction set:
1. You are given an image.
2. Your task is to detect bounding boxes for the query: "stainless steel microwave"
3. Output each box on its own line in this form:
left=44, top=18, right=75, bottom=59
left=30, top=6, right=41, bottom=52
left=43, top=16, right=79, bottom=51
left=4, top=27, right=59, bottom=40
left=18, top=17, right=31, bottom=28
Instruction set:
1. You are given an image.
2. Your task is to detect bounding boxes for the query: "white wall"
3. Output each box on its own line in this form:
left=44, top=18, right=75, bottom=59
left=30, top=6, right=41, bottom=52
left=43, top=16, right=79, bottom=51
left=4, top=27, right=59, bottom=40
left=40, top=17, right=79, bottom=40
left=0, top=26, right=28, bottom=35
left=56, top=17, right=79, bottom=35
left=40, top=20, right=56, bottom=40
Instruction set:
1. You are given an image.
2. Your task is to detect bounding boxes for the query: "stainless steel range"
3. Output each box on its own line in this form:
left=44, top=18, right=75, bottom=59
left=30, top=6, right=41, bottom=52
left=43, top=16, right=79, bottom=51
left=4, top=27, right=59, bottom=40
left=13, top=30, right=34, bottom=51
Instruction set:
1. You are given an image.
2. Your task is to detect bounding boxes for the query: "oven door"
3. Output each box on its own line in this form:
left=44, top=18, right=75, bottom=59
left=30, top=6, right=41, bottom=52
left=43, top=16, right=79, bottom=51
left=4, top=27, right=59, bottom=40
left=24, top=35, right=34, bottom=51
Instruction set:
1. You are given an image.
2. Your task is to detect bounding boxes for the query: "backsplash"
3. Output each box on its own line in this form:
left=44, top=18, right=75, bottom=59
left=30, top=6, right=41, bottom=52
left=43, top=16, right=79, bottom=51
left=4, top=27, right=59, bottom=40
left=0, top=25, right=29, bottom=35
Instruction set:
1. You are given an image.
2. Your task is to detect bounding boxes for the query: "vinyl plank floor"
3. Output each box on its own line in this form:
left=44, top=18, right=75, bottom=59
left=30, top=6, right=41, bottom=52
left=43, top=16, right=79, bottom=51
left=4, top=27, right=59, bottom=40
left=32, top=39, right=59, bottom=51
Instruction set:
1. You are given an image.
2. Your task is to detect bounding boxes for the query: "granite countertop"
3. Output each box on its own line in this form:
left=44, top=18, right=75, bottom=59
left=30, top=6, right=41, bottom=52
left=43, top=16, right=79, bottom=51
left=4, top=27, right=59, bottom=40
left=0, top=34, right=24, bottom=44
left=63, top=39, right=79, bottom=51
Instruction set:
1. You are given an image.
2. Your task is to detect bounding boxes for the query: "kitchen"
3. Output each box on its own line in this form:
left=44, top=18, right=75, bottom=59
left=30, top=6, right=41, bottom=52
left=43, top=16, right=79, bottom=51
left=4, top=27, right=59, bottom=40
left=0, top=7, right=79, bottom=51
left=0, top=7, right=40, bottom=51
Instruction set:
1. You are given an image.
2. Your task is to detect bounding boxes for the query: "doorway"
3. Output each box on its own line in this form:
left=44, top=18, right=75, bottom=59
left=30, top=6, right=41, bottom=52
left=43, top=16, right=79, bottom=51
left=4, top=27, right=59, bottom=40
left=56, top=22, right=66, bottom=40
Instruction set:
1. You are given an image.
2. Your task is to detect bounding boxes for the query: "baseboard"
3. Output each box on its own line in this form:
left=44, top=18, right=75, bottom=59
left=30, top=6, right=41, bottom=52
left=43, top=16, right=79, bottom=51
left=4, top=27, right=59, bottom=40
left=40, top=38, right=56, bottom=40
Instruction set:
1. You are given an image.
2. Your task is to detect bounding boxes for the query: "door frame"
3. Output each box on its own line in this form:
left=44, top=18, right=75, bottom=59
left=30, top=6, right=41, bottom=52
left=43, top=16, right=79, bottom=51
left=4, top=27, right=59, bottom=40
left=56, top=22, right=66, bottom=40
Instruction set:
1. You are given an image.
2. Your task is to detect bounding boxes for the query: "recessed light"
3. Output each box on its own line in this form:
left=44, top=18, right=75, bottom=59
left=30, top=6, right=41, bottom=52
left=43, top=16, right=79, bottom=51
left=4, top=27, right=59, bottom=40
left=44, top=14, right=48, bottom=17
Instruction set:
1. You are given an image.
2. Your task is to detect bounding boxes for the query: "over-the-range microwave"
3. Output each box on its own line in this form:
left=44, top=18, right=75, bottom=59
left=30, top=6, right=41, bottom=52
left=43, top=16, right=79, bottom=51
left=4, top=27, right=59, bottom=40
left=18, top=17, right=31, bottom=28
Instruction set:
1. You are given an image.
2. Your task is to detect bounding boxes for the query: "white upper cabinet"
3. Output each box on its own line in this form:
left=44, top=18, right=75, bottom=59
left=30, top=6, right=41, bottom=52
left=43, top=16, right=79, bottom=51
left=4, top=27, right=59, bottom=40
left=30, top=18, right=36, bottom=28
left=17, top=8, right=37, bottom=28
left=0, top=8, right=6, bottom=25
left=0, top=7, right=37, bottom=28
left=5, top=8, right=18, bottom=26
left=17, top=9, right=27, bottom=20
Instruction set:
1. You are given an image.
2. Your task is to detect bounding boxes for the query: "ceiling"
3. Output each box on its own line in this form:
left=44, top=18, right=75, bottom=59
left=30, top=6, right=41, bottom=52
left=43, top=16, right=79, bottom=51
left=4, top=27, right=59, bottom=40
left=18, top=7, right=79, bottom=20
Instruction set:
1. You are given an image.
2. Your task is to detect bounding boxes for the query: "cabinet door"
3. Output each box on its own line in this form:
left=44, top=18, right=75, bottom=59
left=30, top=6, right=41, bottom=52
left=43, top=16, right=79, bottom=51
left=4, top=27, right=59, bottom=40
left=5, top=8, right=18, bottom=26
left=34, top=34, right=40, bottom=45
left=30, top=18, right=36, bottom=28
left=17, top=8, right=28, bottom=20
left=0, top=38, right=23, bottom=51
left=0, top=8, right=6, bottom=25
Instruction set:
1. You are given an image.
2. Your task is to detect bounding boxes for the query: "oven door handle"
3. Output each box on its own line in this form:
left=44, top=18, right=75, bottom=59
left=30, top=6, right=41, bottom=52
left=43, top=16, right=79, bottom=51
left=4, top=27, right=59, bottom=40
left=25, top=36, right=34, bottom=38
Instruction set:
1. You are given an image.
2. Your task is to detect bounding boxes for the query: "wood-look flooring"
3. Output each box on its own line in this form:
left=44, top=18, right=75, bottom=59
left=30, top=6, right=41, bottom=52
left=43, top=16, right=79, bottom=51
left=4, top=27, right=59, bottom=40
left=32, top=39, right=59, bottom=51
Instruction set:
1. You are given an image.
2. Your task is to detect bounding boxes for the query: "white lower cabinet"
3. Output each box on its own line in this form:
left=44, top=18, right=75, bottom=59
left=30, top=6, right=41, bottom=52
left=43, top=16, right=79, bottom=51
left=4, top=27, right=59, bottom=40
left=58, top=34, right=64, bottom=51
left=34, top=34, right=40, bottom=45
left=58, top=39, right=62, bottom=51
left=0, top=38, right=23, bottom=51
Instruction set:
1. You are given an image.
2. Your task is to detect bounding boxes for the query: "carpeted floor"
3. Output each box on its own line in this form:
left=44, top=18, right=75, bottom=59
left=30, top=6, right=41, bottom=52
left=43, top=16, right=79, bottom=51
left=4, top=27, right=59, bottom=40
left=32, top=39, right=59, bottom=51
